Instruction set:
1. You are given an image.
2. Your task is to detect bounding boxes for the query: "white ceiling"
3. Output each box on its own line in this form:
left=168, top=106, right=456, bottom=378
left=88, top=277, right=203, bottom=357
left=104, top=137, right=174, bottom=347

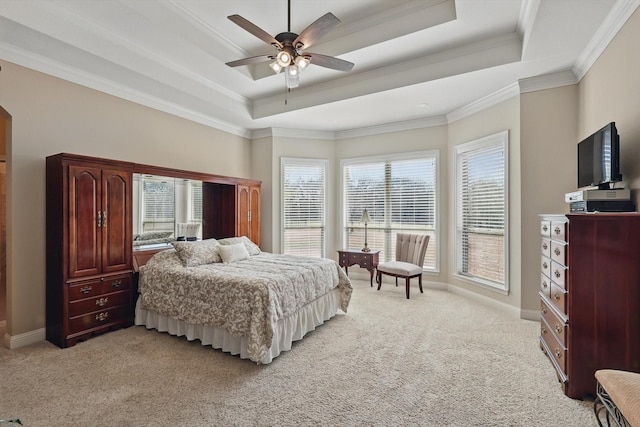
left=0, top=0, right=635, bottom=138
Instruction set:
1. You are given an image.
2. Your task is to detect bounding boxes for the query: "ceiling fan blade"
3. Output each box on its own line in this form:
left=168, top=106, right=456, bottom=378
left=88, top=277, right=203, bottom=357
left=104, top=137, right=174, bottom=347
left=306, top=53, right=354, bottom=72
left=228, top=15, right=283, bottom=49
left=226, top=54, right=275, bottom=67
left=293, top=12, right=340, bottom=50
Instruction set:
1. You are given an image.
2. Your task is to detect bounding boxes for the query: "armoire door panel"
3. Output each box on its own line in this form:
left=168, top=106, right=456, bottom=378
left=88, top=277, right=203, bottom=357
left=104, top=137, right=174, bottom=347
left=102, top=169, right=131, bottom=273
left=68, top=165, right=101, bottom=277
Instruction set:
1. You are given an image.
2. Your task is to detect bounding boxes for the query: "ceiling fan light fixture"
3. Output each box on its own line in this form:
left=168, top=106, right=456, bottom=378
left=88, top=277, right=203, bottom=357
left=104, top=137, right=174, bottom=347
left=276, top=50, right=292, bottom=67
left=269, top=61, right=283, bottom=73
left=285, top=66, right=299, bottom=88
left=294, top=55, right=310, bottom=71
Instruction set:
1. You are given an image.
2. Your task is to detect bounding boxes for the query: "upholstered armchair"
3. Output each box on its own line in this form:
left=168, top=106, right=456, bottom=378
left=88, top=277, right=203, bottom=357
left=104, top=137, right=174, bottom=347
left=376, top=233, right=429, bottom=299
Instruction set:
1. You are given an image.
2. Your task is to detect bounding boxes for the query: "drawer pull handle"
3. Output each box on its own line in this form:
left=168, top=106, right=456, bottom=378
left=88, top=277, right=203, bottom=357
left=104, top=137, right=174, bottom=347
left=112, top=280, right=122, bottom=288
left=541, top=326, right=547, bottom=335
left=554, top=292, right=561, bottom=301
left=542, top=243, right=548, bottom=250
left=554, top=248, right=561, bottom=256
left=554, top=348, right=562, bottom=358
left=555, top=323, right=562, bottom=334
left=554, top=270, right=561, bottom=279
left=542, top=281, right=548, bottom=289
left=554, top=226, right=561, bottom=235
left=541, top=306, right=547, bottom=315
left=96, top=297, right=109, bottom=307
left=80, top=286, right=92, bottom=294
left=95, top=312, right=109, bottom=321
left=542, top=225, right=549, bottom=232
left=542, top=262, right=548, bottom=269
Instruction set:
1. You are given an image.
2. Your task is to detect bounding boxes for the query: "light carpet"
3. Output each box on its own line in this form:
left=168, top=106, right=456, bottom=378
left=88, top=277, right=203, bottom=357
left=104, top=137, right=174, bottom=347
left=0, top=279, right=594, bottom=426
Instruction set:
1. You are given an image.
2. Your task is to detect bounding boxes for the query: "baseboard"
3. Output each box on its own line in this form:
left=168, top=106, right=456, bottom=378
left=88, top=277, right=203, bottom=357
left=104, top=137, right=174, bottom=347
left=3, top=327, right=46, bottom=349
left=519, top=307, right=540, bottom=321
left=445, top=284, right=523, bottom=319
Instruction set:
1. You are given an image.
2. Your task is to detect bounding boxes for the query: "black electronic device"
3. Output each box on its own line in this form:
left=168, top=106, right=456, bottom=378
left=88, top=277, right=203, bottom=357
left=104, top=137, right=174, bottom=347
left=569, top=200, right=635, bottom=213
left=577, top=122, right=622, bottom=190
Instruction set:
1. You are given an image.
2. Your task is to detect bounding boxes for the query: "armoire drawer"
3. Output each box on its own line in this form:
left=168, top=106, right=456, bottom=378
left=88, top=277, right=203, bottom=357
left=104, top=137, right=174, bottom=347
left=68, top=290, right=130, bottom=317
left=68, top=274, right=132, bottom=302
left=68, top=304, right=130, bottom=335
left=540, top=320, right=567, bottom=376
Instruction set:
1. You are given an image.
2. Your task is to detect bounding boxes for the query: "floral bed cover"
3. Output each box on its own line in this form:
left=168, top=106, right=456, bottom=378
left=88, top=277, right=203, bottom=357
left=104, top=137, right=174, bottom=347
left=139, top=250, right=352, bottom=362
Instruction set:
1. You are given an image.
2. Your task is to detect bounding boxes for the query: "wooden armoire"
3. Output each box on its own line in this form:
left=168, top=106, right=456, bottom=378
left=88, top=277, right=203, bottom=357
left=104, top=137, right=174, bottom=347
left=46, top=153, right=134, bottom=348
left=46, top=153, right=261, bottom=347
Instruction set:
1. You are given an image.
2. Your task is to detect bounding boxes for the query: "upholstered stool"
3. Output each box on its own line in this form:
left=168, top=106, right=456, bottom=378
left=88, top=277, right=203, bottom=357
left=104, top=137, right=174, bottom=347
left=594, top=369, right=640, bottom=427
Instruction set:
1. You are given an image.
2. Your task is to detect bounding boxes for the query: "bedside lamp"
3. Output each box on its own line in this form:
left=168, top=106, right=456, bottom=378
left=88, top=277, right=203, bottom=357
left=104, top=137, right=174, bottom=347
left=360, top=209, right=372, bottom=252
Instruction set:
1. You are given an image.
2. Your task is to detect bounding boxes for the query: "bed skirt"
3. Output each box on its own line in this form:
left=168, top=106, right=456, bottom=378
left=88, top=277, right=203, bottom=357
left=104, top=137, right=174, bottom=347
left=134, top=288, right=343, bottom=364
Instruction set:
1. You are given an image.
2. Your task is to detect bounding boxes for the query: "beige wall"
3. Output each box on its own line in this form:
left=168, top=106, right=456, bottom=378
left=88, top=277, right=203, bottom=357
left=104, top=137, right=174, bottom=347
left=447, top=96, right=522, bottom=308
left=520, top=85, right=578, bottom=317
left=579, top=7, right=640, bottom=205
left=0, top=60, right=251, bottom=340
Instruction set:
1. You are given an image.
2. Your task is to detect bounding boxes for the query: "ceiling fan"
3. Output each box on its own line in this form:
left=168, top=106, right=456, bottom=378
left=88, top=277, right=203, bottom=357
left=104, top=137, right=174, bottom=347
left=225, top=0, right=354, bottom=89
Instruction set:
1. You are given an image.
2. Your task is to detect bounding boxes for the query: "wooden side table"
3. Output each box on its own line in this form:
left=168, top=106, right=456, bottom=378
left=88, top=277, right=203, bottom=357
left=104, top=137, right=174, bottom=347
left=338, top=249, right=380, bottom=287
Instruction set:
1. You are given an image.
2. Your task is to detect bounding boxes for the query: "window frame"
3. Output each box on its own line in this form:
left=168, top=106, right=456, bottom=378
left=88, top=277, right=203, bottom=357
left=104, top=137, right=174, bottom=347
left=454, top=130, right=509, bottom=293
left=280, top=157, right=328, bottom=258
left=340, top=150, right=440, bottom=273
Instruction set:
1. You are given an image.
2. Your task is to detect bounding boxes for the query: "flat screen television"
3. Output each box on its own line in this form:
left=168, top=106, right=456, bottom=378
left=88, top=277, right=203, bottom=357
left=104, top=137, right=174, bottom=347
left=577, top=122, right=622, bottom=189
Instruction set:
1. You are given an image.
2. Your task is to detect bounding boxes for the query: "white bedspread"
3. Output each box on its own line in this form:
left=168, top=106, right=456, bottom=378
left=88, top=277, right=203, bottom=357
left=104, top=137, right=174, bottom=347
left=139, top=250, right=352, bottom=362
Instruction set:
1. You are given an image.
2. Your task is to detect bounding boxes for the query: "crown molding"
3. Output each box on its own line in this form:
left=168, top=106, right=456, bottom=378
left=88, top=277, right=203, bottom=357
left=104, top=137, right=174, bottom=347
left=250, top=127, right=336, bottom=140
left=447, top=82, right=520, bottom=124
left=518, top=69, right=578, bottom=93
left=0, top=43, right=250, bottom=139
left=573, top=0, right=640, bottom=81
left=335, top=115, right=448, bottom=140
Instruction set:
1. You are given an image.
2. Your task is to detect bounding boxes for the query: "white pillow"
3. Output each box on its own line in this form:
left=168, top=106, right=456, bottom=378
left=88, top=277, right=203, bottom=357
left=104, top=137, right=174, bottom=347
left=172, top=238, right=221, bottom=267
left=218, top=243, right=250, bottom=263
left=217, top=236, right=261, bottom=256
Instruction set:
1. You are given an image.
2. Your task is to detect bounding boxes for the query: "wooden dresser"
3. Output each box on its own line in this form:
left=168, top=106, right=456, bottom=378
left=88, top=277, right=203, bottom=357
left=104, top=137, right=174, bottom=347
left=46, top=153, right=134, bottom=348
left=539, top=213, right=640, bottom=399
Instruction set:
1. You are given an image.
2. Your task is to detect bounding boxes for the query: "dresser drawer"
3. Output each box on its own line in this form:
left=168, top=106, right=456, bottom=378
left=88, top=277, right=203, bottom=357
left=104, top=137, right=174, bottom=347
left=338, top=252, right=349, bottom=265
left=68, top=290, right=130, bottom=317
left=541, top=238, right=551, bottom=258
left=541, top=221, right=552, bottom=237
left=540, top=319, right=567, bottom=375
left=68, top=304, right=130, bottom=335
left=540, top=274, right=551, bottom=298
left=541, top=297, right=567, bottom=345
left=549, top=282, right=567, bottom=315
left=550, top=261, right=566, bottom=288
left=551, top=221, right=566, bottom=242
left=550, top=241, right=566, bottom=265
left=541, top=256, right=551, bottom=278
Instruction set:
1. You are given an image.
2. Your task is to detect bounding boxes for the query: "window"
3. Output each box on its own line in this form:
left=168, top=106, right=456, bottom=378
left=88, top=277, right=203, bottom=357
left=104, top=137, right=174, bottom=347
left=454, top=130, right=508, bottom=292
left=281, top=158, right=327, bottom=257
left=141, top=176, right=175, bottom=232
left=342, top=152, right=438, bottom=270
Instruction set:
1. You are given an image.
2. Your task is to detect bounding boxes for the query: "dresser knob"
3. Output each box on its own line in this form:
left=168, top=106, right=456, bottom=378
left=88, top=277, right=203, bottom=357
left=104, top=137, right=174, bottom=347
left=554, top=270, right=561, bottom=279
left=541, top=306, right=547, bottom=314
left=555, top=323, right=562, bottom=334
left=542, top=225, right=549, bottom=232
left=542, top=243, right=548, bottom=250
left=554, top=293, right=561, bottom=301
left=543, top=262, right=548, bottom=269
left=554, top=348, right=562, bottom=358
left=112, top=280, right=122, bottom=288
left=96, top=297, right=109, bottom=307
left=80, top=286, right=92, bottom=294
left=541, top=326, right=547, bottom=335
left=542, top=281, right=548, bottom=289
left=554, top=248, right=561, bottom=256
left=554, top=226, right=561, bottom=235
left=95, top=312, right=109, bottom=321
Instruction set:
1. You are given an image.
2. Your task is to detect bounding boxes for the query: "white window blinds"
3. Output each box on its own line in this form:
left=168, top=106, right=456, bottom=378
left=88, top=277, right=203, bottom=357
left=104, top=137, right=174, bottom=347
left=282, top=158, right=327, bottom=257
left=142, top=176, right=175, bottom=232
left=343, top=153, right=437, bottom=270
left=455, top=131, right=508, bottom=291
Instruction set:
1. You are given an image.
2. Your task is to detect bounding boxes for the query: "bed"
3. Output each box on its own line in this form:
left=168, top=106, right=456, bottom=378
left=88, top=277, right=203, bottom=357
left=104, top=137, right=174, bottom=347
left=134, top=237, right=352, bottom=364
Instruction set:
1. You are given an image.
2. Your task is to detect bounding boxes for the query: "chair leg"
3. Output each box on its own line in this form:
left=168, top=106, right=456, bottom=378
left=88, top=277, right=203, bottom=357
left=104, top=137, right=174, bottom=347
left=377, top=271, right=382, bottom=291
left=419, top=274, right=423, bottom=293
left=395, top=277, right=398, bottom=287
left=406, top=277, right=410, bottom=299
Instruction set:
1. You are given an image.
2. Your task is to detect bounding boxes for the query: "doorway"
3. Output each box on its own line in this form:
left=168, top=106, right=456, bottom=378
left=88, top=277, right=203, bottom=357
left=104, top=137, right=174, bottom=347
left=0, top=108, right=8, bottom=337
